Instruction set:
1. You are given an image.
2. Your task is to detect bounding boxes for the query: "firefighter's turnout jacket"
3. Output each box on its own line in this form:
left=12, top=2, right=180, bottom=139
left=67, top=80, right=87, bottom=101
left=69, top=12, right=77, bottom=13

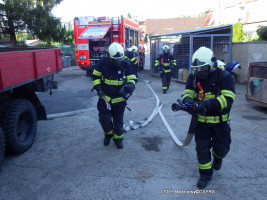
left=92, top=57, right=138, bottom=105
left=125, top=50, right=138, bottom=77
left=125, top=50, right=138, bottom=67
left=182, top=69, right=235, bottom=125
left=154, top=53, right=176, bottom=73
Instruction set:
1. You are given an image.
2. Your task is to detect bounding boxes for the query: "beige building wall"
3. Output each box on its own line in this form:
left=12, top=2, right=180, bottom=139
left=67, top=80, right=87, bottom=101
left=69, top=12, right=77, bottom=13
left=208, top=0, right=267, bottom=35
left=232, top=42, right=267, bottom=83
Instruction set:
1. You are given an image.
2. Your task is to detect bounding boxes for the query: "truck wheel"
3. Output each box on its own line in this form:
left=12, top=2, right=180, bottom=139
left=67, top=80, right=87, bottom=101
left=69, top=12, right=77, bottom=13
left=0, top=127, right=5, bottom=167
left=2, top=99, right=37, bottom=154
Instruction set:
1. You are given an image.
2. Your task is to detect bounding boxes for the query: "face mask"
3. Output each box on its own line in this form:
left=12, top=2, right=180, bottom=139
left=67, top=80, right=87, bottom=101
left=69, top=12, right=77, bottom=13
left=163, top=50, right=169, bottom=55
left=193, top=65, right=210, bottom=80
left=111, top=58, right=124, bottom=69
left=196, top=70, right=209, bottom=79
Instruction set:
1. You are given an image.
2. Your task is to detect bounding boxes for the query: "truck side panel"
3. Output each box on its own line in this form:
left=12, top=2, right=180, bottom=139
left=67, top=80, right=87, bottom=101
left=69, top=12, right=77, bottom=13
left=35, top=50, right=58, bottom=77
left=0, top=48, right=62, bottom=92
left=0, top=51, right=36, bottom=90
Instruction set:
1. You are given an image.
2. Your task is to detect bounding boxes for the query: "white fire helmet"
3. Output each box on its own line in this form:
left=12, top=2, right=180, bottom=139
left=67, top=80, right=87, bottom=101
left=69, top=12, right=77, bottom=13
left=162, top=45, right=170, bottom=54
left=191, top=46, right=217, bottom=79
left=129, top=45, right=138, bottom=54
left=191, top=46, right=215, bottom=70
left=108, top=42, right=124, bottom=59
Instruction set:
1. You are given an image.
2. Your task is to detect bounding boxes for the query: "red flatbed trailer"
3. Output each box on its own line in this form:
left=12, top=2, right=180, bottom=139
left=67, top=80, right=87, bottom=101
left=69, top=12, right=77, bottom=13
left=0, top=47, right=62, bottom=166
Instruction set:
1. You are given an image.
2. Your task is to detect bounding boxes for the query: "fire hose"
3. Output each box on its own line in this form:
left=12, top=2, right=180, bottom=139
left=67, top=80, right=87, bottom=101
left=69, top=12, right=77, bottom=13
left=123, top=80, right=196, bottom=146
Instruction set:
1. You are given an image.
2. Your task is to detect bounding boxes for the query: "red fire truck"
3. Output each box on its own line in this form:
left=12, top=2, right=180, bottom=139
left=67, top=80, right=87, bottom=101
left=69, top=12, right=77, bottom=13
left=73, top=16, right=145, bottom=76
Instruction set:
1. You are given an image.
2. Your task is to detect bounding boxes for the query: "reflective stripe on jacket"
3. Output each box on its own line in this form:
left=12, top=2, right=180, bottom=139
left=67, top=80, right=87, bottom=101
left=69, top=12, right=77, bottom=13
left=181, top=70, right=235, bottom=124
left=92, top=57, right=138, bottom=104
left=125, top=51, right=138, bottom=66
left=154, top=53, right=176, bottom=72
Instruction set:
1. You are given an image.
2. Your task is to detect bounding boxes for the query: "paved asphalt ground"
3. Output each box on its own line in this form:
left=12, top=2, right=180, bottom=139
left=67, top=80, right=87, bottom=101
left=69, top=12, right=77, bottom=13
left=0, top=54, right=267, bottom=200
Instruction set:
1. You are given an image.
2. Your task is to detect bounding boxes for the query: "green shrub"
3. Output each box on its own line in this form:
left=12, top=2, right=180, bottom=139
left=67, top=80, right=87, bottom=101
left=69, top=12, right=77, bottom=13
left=232, top=23, right=245, bottom=42
left=256, top=26, right=267, bottom=41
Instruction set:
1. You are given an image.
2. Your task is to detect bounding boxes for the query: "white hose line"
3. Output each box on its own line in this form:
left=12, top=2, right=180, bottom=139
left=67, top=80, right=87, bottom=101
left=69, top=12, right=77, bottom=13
left=145, top=80, right=194, bottom=146
left=158, top=110, right=194, bottom=146
left=123, top=103, right=163, bottom=131
left=123, top=80, right=194, bottom=146
left=145, top=81, right=189, bottom=146
left=123, top=80, right=162, bottom=132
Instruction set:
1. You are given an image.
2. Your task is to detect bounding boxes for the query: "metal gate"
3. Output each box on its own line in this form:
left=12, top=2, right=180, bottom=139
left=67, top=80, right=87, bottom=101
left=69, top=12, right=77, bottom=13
left=150, top=29, right=232, bottom=82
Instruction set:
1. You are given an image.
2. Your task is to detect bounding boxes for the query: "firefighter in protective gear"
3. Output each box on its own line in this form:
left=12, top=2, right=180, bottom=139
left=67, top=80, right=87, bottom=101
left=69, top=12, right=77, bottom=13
left=181, top=46, right=235, bottom=189
left=125, top=46, right=139, bottom=77
left=154, top=45, right=176, bottom=94
left=92, top=42, right=138, bottom=149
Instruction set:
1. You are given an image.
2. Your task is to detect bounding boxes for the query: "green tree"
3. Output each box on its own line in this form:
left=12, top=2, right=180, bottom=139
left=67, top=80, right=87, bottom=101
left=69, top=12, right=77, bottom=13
left=0, top=0, right=64, bottom=46
left=26, top=8, right=66, bottom=46
left=232, top=22, right=244, bottom=42
left=63, top=29, right=74, bottom=44
left=256, top=25, right=267, bottom=41
left=16, top=32, right=36, bottom=41
left=127, top=12, right=132, bottom=19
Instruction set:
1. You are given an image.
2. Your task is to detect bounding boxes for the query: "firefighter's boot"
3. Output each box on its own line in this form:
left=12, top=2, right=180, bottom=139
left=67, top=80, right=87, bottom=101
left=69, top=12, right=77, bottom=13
left=197, top=175, right=211, bottom=189
left=163, top=89, right=167, bottom=94
left=113, top=139, right=123, bottom=149
left=103, top=135, right=112, bottom=146
left=213, top=157, right=222, bottom=170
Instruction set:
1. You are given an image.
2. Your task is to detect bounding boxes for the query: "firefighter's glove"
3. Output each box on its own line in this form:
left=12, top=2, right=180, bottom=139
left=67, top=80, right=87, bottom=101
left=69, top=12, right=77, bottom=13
left=97, top=89, right=105, bottom=98
left=157, top=66, right=163, bottom=72
left=182, top=97, right=197, bottom=115
left=158, top=68, right=163, bottom=75
left=182, top=97, right=195, bottom=105
left=126, top=83, right=135, bottom=94
left=124, top=83, right=135, bottom=99
left=196, top=101, right=207, bottom=115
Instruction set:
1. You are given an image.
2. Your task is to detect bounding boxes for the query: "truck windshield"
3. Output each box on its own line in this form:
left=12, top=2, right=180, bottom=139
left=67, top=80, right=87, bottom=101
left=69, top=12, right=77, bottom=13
left=80, top=26, right=110, bottom=39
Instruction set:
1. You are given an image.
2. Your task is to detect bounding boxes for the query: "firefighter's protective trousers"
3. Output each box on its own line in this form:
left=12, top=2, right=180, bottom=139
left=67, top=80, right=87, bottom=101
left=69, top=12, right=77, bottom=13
left=195, top=122, right=231, bottom=177
left=97, top=99, right=126, bottom=141
left=181, top=69, right=235, bottom=177
left=160, top=71, right=172, bottom=92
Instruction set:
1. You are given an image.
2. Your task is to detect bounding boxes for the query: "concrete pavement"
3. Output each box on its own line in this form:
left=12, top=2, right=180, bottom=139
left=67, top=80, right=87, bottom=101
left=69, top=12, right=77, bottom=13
left=0, top=60, right=266, bottom=200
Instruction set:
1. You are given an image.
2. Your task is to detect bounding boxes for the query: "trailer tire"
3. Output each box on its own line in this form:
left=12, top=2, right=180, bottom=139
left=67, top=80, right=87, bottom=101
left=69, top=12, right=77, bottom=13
left=2, top=99, right=37, bottom=154
left=0, top=127, right=5, bottom=167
